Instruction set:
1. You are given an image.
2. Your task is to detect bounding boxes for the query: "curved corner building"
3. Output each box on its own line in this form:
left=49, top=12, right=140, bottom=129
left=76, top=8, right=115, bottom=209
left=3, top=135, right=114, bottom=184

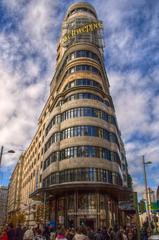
left=34, top=2, right=131, bottom=229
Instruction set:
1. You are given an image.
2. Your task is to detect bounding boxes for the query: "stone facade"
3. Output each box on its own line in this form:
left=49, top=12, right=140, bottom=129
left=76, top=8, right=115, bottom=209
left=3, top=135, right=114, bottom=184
left=0, top=186, right=8, bottom=226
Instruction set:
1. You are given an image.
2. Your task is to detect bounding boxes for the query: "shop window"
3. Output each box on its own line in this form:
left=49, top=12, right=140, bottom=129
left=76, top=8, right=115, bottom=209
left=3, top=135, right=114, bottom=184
left=68, top=194, right=75, bottom=211
left=78, top=194, right=88, bottom=209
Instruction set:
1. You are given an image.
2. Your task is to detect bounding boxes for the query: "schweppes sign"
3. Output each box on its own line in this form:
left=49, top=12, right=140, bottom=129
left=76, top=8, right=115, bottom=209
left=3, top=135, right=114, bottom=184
left=63, top=21, right=103, bottom=43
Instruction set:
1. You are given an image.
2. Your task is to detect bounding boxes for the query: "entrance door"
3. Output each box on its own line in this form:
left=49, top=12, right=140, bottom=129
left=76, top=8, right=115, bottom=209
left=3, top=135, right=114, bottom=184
left=79, top=218, right=96, bottom=230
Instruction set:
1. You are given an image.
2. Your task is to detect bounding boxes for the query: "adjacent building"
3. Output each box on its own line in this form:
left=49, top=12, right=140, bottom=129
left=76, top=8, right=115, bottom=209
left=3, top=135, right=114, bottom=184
left=7, top=155, right=24, bottom=220
left=143, top=187, right=156, bottom=214
left=157, top=186, right=159, bottom=201
left=8, top=2, right=131, bottom=228
left=0, top=186, right=8, bottom=226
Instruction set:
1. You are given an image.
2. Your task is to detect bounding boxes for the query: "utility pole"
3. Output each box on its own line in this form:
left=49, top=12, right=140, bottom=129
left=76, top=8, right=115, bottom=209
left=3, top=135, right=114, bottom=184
left=0, top=146, right=15, bottom=168
left=143, top=155, right=151, bottom=223
left=43, top=192, right=46, bottom=226
left=133, top=192, right=140, bottom=240
left=0, top=146, right=4, bottom=167
left=28, top=203, right=31, bottom=226
left=0, top=146, right=4, bottom=184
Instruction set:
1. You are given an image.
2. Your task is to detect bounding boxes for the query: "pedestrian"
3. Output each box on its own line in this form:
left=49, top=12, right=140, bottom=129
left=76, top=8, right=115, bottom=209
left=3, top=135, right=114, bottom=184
left=42, top=226, right=50, bottom=240
left=140, top=227, right=148, bottom=240
left=108, top=228, right=115, bottom=240
left=23, top=227, right=34, bottom=240
left=55, top=227, right=67, bottom=240
left=0, top=228, right=8, bottom=240
left=87, top=227, right=95, bottom=240
left=50, top=231, right=56, bottom=240
left=101, top=227, right=110, bottom=240
left=132, top=228, right=137, bottom=240
left=111, top=225, right=120, bottom=240
left=115, top=226, right=124, bottom=240
left=120, top=229, right=127, bottom=240
left=73, top=227, right=89, bottom=240
left=127, top=231, right=133, bottom=240
left=65, top=228, right=75, bottom=240
left=34, top=228, right=45, bottom=240
left=146, top=228, right=152, bottom=240
left=7, top=224, right=16, bottom=240
left=15, top=224, right=24, bottom=240
left=95, top=229, right=102, bottom=240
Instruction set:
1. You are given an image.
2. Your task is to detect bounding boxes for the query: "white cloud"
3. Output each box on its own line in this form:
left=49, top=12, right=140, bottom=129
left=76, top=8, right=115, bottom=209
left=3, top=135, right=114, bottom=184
left=0, top=0, right=159, bottom=195
left=109, top=70, right=154, bottom=137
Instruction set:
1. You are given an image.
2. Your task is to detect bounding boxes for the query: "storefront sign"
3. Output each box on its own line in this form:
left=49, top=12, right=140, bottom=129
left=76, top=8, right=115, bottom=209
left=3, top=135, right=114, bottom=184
left=119, top=201, right=134, bottom=211
left=63, top=21, right=103, bottom=43
left=77, top=209, right=97, bottom=215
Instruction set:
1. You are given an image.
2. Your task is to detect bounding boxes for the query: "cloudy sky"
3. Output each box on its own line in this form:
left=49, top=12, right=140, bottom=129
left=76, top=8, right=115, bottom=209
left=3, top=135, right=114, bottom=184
left=0, top=0, right=159, bottom=199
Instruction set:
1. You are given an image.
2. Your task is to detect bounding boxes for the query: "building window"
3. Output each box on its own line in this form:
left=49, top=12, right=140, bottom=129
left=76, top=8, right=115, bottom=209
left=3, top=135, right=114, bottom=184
left=43, top=168, right=122, bottom=188
left=64, top=79, right=102, bottom=91
left=56, top=92, right=110, bottom=108
left=65, top=65, right=101, bottom=77
left=45, top=107, right=117, bottom=136
left=43, top=145, right=120, bottom=170
left=68, top=8, right=96, bottom=18
left=45, top=125, right=119, bottom=152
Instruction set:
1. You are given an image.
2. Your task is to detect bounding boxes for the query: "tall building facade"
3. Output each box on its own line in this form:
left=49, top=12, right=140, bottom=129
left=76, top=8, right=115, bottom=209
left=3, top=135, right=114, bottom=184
left=0, top=186, right=8, bottom=226
left=157, top=186, right=159, bottom=201
left=8, top=2, right=131, bottom=229
left=31, top=2, right=131, bottom=229
left=7, top=155, right=24, bottom=219
left=143, top=187, right=156, bottom=214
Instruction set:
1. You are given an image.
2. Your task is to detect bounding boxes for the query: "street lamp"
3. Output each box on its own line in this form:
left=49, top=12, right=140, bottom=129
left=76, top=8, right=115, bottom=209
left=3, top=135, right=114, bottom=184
left=0, top=146, right=15, bottom=167
left=142, top=155, right=152, bottom=223
left=0, top=146, right=15, bottom=185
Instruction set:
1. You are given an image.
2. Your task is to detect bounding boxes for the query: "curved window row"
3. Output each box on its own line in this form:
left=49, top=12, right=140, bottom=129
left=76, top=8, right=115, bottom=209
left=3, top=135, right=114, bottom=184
left=43, top=145, right=120, bottom=170
left=67, top=50, right=99, bottom=63
left=43, top=168, right=122, bottom=188
left=67, top=8, right=96, bottom=18
left=65, top=65, right=101, bottom=78
left=56, top=49, right=101, bottom=81
left=46, top=107, right=117, bottom=136
left=56, top=49, right=102, bottom=81
left=64, top=79, right=102, bottom=91
left=56, top=92, right=110, bottom=107
left=45, top=125, right=119, bottom=152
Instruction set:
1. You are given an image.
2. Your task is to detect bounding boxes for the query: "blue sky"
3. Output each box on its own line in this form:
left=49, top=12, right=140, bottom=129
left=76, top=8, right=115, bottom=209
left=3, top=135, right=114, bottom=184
left=0, top=0, right=159, bottom=199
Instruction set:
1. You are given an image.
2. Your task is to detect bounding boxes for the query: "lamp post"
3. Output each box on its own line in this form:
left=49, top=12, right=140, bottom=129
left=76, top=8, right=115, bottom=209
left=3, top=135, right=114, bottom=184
left=0, top=146, right=15, bottom=185
left=142, top=155, right=152, bottom=223
left=0, top=146, right=15, bottom=167
left=43, top=192, right=47, bottom=226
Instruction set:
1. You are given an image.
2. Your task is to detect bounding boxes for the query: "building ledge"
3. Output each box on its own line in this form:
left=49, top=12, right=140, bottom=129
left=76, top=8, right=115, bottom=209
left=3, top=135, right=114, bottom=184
left=30, top=182, right=132, bottom=202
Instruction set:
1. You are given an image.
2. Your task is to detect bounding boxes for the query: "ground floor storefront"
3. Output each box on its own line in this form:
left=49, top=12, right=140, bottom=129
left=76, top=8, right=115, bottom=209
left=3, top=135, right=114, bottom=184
left=30, top=183, right=131, bottom=229
left=48, top=191, right=120, bottom=229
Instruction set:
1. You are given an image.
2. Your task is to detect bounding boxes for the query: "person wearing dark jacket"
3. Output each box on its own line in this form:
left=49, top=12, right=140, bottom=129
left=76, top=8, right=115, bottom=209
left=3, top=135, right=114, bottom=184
left=95, top=229, right=103, bottom=240
left=101, top=227, right=110, bottom=240
left=7, top=224, right=16, bottom=240
left=15, top=225, right=23, bottom=240
left=43, top=226, right=50, bottom=240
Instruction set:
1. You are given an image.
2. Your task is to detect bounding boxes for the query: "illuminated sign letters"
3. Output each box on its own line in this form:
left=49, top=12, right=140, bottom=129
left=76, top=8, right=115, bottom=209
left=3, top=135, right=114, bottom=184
left=63, top=21, right=103, bottom=43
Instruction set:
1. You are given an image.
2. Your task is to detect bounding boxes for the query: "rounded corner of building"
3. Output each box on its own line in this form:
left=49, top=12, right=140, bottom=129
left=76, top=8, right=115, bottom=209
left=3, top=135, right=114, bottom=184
left=65, top=2, right=97, bottom=20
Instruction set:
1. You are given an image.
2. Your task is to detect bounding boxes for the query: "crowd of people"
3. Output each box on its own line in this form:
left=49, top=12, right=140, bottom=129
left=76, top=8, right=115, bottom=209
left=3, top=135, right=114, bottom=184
left=0, top=221, right=157, bottom=240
